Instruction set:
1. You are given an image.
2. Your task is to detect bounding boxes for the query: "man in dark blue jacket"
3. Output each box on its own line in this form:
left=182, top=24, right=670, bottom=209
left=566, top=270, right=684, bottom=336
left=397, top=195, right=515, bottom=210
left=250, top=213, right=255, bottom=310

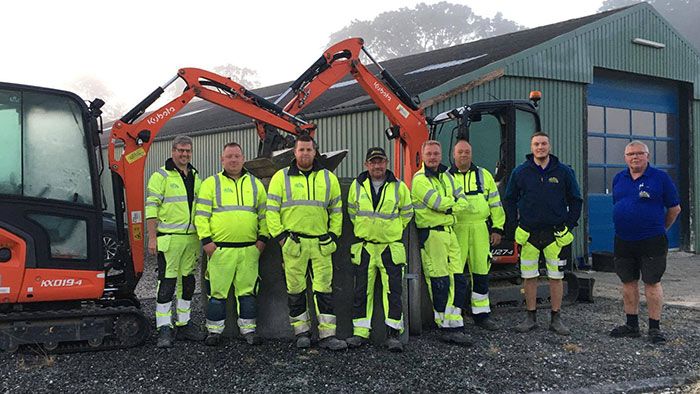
left=504, top=132, right=582, bottom=335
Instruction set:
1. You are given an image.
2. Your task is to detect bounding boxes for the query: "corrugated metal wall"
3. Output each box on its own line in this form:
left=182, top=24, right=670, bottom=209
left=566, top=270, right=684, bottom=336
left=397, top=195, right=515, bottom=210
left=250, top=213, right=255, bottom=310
left=505, top=4, right=700, bottom=98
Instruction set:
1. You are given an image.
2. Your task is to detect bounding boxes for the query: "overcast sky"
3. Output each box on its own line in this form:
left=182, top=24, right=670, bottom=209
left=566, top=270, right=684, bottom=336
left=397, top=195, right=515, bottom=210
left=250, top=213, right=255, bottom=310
left=3, top=0, right=604, bottom=108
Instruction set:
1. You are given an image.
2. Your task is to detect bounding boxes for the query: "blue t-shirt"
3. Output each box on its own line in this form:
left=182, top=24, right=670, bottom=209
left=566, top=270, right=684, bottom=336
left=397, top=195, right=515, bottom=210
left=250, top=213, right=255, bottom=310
left=612, top=165, right=680, bottom=241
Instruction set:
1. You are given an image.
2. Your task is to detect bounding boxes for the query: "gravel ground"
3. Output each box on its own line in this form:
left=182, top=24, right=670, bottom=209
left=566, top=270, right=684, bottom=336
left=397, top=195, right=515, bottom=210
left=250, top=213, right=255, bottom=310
left=1, top=295, right=699, bottom=393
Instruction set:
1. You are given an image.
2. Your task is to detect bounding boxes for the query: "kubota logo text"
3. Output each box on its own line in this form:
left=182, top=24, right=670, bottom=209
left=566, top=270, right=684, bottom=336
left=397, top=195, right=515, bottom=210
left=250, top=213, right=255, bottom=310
left=147, top=106, right=176, bottom=125
left=373, top=82, right=392, bottom=102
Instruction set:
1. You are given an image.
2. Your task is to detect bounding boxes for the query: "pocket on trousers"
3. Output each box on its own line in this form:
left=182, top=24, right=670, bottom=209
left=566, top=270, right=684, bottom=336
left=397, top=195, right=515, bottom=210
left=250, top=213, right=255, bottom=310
left=283, top=237, right=301, bottom=257
left=388, top=242, right=406, bottom=265
left=319, top=240, right=337, bottom=256
left=157, top=235, right=171, bottom=253
left=350, top=242, right=363, bottom=265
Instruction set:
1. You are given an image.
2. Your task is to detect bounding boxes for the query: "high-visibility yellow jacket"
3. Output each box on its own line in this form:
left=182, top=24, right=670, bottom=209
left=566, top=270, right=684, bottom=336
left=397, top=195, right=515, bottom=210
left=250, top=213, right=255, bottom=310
left=449, top=164, right=505, bottom=230
left=411, top=164, right=467, bottom=229
left=266, top=160, right=342, bottom=239
left=348, top=170, right=413, bottom=244
left=194, top=170, right=269, bottom=244
left=145, top=159, right=201, bottom=235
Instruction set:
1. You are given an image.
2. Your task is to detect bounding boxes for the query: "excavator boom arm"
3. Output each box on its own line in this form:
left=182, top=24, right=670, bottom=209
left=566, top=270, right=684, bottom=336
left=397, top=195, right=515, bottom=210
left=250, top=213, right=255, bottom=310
left=108, top=67, right=315, bottom=286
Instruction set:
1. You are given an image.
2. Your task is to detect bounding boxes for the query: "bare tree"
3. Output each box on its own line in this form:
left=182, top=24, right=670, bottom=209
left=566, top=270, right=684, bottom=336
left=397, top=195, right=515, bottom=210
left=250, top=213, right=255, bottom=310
left=70, top=76, right=126, bottom=122
left=213, top=64, right=261, bottom=88
left=327, top=2, right=524, bottom=60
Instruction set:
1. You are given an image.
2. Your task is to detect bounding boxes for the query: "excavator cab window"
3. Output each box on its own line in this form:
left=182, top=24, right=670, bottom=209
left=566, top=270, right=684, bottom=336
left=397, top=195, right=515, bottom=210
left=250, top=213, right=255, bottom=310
left=0, top=85, right=103, bottom=271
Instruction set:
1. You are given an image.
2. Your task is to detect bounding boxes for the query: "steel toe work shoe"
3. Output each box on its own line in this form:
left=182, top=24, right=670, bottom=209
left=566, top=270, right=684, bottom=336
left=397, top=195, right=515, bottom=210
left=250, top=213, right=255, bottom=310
left=176, top=323, right=206, bottom=341
left=514, top=312, right=538, bottom=333
left=474, top=317, right=499, bottom=331
left=319, top=336, right=348, bottom=351
left=648, top=328, right=666, bottom=344
left=205, top=333, right=222, bottom=347
left=609, top=324, right=641, bottom=338
left=345, top=336, right=368, bottom=348
left=244, top=332, right=262, bottom=346
left=157, top=326, right=174, bottom=349
left=385, top=337, right=403, bottom=352
left=440, top=330, right=473, bottom=347
left=549, top=314, right=571, bottom=336
left=385, top=328, right=403, bottom=352
left=295, top=333, right=311, bottom=349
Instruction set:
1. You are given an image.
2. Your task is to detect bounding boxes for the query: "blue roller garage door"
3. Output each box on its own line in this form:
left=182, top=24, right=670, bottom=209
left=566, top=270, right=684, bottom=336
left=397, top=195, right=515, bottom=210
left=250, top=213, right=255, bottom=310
left=587, top=71, right=680, bottom=252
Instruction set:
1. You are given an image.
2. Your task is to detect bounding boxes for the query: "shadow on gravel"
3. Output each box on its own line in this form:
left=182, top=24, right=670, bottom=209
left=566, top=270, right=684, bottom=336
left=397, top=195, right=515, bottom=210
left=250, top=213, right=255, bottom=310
left=2, top=296, right=699, bottom=393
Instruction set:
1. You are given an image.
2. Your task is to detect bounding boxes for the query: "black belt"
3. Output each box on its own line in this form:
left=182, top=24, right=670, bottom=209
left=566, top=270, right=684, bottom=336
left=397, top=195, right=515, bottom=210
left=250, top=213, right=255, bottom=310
left=215, top=241, right=257, bottom=248
left=357, top=237, right=397, bottom=245
left=157, top=232, right=194, bottom=237
left=291, top=232, right=322, bottom=239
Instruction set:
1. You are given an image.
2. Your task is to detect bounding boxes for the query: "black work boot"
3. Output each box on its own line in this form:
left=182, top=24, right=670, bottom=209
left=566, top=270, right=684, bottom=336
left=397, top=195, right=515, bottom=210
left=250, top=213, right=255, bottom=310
left=385, top=328, right=403, bottom=353
left=610, top=324, right=641, bottom=338
left=440, top=329, right=472, bottom=347
left=243, top=332, right=262, bottom=346
left=205, top=333, right=222, bottom=347
left=295, top=333, right=311, bottom=349
left=319, top=336, right=348, bottom=351
left=346, top=336, right=368, bottom=348
left=648, top=328, right=666, bottom=344
left=157, top=326, right=174, bottom=349
left=514, top=310, right=538, bottom=333
left=549, top=312, right=571, bottom=336
left=474, top=316, right=499, bottom=331
left=176, top=323, right=206, bottom=341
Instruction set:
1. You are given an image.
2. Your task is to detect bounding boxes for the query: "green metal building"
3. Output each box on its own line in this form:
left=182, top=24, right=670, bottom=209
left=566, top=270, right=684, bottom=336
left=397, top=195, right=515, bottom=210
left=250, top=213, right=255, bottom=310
left=104, top=3, right=700, bottom=261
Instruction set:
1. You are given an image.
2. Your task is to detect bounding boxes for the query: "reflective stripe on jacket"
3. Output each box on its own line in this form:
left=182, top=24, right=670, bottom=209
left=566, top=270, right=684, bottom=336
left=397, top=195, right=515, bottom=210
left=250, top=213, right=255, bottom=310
left=411, top=164, right=467, bottom=229
left=145, top=163, right=201, bottom=234
left=266, top=160, right=342, bottom=238
left=348, top=170, right=413, bottom=243
left=194, top=171, right=268, bottom=243
left=449, top=164, right=505, bottom=229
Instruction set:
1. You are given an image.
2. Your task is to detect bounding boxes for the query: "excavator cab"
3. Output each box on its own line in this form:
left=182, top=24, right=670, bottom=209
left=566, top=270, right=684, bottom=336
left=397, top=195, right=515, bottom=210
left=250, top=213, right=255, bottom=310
left=429, top=97, right=542, bottom=264
left=0, top=83, right=106, bottom=305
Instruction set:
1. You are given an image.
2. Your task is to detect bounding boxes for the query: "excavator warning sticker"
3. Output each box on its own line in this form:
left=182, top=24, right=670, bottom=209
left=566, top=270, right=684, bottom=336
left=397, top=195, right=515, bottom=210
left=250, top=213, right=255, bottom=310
left=396, top=104, right=410, bottom=119
left=125, top=148, right=146, bottom=164
left=132, top=225, right=143, bottom=241
left=131, top=211, right=143, bottom=224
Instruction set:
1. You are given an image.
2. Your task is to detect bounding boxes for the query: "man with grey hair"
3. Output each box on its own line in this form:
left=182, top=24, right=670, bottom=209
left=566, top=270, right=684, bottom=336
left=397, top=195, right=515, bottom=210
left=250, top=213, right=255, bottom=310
left=610, top=140, right=680, bottom=344
left=146, top=135, right=206, bottom=348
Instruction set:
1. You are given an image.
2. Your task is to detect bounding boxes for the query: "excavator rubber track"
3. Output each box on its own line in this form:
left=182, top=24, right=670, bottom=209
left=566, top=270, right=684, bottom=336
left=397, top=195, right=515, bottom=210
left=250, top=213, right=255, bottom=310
left=0, top=305, right=150, bottom=353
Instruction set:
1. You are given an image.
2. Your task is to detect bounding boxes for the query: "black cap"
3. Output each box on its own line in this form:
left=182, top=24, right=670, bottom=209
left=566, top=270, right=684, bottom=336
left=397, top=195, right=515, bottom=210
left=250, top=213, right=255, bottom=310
left=365, top=147, right=388, bottom=161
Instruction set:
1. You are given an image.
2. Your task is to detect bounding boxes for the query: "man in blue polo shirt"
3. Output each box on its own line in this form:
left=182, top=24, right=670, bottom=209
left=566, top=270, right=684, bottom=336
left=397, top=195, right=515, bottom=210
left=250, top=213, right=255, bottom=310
left=610, top=140, right=680, bottom=344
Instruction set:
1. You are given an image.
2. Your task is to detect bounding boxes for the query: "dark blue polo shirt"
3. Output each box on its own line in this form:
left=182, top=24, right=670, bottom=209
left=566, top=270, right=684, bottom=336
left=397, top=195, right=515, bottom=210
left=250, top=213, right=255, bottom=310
left=612, top=165, right=680, bottom=241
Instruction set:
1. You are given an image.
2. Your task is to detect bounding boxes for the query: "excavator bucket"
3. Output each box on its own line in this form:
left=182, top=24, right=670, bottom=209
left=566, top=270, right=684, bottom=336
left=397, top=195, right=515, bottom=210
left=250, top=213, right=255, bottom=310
left=245, top=149, right=348, bottom=179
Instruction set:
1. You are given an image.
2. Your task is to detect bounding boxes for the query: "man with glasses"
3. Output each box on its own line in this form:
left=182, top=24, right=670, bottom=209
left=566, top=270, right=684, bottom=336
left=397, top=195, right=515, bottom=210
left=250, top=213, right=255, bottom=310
left=146, top=135, right=206, bottom=348
left=610, top=140, right=680, bottom=344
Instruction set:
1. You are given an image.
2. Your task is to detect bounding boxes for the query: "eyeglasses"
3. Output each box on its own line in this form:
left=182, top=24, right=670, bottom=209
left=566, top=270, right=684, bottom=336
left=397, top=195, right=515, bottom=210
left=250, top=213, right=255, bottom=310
left=625, top=151, right=647, bottom=157
left=174, top=148, right=192, bottom=154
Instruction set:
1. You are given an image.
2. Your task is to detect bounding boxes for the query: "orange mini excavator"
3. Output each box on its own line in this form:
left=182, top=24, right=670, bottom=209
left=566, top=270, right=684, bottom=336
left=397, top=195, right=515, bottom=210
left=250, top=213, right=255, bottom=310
left=0, top=69, right=331, bottom=352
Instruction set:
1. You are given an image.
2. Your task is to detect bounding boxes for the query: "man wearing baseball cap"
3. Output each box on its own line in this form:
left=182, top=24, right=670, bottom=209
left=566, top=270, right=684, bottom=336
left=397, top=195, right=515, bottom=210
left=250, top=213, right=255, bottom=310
left=345, top=147, right=413, bottom=352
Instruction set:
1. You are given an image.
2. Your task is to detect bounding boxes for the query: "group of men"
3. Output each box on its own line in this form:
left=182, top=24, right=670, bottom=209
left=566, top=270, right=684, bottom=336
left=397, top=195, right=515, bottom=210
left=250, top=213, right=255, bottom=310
left=145, top=130, right=679, bottom=350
